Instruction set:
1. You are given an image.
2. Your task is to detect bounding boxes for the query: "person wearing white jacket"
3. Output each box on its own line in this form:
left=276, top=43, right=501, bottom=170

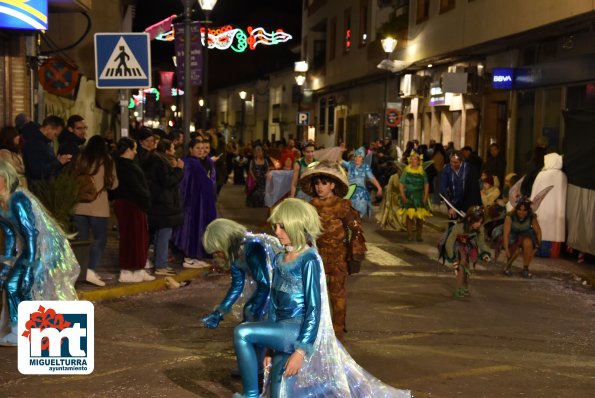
left=531, top=153, right=567, bottom=256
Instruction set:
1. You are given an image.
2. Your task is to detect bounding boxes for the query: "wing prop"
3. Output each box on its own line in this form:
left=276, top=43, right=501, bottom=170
left=439, top=194, right=466, bottom=218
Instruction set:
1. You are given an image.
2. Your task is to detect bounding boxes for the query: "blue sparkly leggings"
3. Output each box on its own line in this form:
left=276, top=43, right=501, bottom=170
left=5, top=264, right=33, bottom=325
left=234, top=320, right=300, bottom=398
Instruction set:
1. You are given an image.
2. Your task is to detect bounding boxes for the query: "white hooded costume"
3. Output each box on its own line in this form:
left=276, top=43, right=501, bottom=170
left=531, top=153, right=567, bottom=242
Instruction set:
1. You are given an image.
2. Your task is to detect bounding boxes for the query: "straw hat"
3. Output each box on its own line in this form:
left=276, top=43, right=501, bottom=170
left=299, top=160, right=349, bottom=198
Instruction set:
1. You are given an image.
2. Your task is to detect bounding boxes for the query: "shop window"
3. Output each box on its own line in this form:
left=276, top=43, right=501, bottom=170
left=416, top=0, right=430, bottom=23
left=514, top=91, right=536, bottom=174
left=329, top=17, right=337, bottom=60
left=439, top=0, right=456, bottom=13
left=359, top=1, right=368, bottom=47
left=344, top=8, right=352, bottom=53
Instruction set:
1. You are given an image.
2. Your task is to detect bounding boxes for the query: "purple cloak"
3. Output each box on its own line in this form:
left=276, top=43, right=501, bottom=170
left=172, top=155, right=217, bottom=258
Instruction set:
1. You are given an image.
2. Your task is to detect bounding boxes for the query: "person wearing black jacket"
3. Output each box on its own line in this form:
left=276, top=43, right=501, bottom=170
left=111, top=137, right=154, bottom=283
left=22, top=115, right=72, bottom=184
left=57, top=115, right=87, bottom=161
left=144, top=139, right=184, bottom=275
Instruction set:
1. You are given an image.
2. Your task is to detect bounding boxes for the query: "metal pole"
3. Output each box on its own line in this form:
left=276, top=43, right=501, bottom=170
left=383, top=67, right=389, bottom=141
left=202, top=11, right=210, bottom=131
left=296, top=88, right=301, bottom=139
left=240, top=99, right=245, bottom=142
left=183, top=0, right=192, bottom=154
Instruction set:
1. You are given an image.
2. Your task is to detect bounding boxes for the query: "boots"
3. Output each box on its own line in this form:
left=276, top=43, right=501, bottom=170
left=406, top=219, right=414, bottom=241
left=415, top=219, right=424, bottom=242
left=0, top=325, right=18, bottom=347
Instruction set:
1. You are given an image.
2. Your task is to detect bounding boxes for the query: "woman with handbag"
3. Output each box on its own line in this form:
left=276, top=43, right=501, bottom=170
left=73, top=135, right=118, bottom=286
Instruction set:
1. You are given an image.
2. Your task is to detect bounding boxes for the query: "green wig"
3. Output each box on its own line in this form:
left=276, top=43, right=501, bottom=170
left=268, top=198, right=322, bottom=250
left=203, top=218, right=248, bottom=258
left=0, top=160, right=20, bottom=202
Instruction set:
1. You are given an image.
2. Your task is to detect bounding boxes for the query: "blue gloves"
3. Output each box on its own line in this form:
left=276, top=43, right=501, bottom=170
left=201, top=310, right=224, bottom=329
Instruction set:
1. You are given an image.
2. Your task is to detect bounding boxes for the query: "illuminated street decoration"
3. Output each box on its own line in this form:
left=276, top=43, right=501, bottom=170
left=130, top=88, right=184, bottom=107
left=151, top=22, right=292, bottom=53
left=0, top=0, right=48, bottom=30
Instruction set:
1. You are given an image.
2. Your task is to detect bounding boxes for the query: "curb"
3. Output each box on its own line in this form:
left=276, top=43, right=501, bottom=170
left=77, top=268, right=206, bottom=302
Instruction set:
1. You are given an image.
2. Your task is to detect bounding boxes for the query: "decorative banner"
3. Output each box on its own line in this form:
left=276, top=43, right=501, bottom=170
left=159, top=71, right=175, bottom=105
left=147, top=17, right=293, bottom=53
left=174, top=21, right=202, bottom=87
left=0, top=0, right=48, bottom=30
left=39, top=58, right=80, bottom=96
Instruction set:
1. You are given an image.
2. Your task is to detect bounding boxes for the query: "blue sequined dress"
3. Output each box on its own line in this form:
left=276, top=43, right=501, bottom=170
left=234, top=247, right=411, bottom=398
left=342, top=160, right=375, bottom=218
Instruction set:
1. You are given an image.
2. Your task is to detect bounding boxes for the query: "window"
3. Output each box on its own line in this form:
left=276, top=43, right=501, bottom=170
left=328, top=97, right=335, bottom=133
left=313, top=39, right=326, bottom=69
left=319, top=98, right=327, bottom=132
left=439, top=0, right=456, bottom=13
left=329, top=17, right=337, bottom=60
left=359, top=1, right=368, bottom=47
left=416, top=0, right=430, bottom=23
left=344, top=8, right=352, bottom=53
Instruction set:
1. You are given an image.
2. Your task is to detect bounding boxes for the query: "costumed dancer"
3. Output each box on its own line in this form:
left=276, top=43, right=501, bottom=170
left=0, top=161, right=79, bottom=345
left=342, top=146, right=383, bottom=218
left=398, top=152, right=432, bottom=241
left=530, top=153, right=566, bottom=258
left=201, top=218, right=282, bottom=327
left=233, top=198, right=411, bottom=398
left=172, top=138, right=217, bottom=268
left=375, top=170, right=406, bottom=232
left=502, top=197, right=542, bottom=279
left=299, top=160, right=366, bottom=341
left=201, top=219, right=282, bottom=375
left=442, top=206, right=492, bottom=298
left=290, top=141, right=316, bottom=201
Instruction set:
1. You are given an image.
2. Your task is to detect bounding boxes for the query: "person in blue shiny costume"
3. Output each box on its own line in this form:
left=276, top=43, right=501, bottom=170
left=0, top=161, right=79, bottom=346
left=342, top=147, right=383, bottom=218
left=233, top=198, right=323, bottom=398
left=233, top=198, right=412, bottom=398
left=201, top=218, right=282, bottom=328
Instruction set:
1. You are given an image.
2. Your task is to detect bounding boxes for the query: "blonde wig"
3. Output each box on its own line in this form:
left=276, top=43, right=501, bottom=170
left=203, top=218, right=248, bottom=258
left=0, top=160, right=20, bottom=203
left=268, top=198, right=322, bottom=250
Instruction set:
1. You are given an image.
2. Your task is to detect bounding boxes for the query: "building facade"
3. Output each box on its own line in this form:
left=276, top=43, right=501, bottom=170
left=0, top=0, right=131, bottom=136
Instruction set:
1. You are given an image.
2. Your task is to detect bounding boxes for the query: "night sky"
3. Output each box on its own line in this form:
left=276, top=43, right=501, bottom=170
left=133, top=0, right=302, bottom=89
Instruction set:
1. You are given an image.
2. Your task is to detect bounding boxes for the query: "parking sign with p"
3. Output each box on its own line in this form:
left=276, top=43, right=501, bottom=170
left=297, top=112, right=310, bottom=126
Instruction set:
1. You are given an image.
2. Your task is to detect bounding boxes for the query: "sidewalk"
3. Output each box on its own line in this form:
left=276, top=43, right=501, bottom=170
left=75, top=185, right=595, bottom=301
left=381, top=201, right=595, bottom=286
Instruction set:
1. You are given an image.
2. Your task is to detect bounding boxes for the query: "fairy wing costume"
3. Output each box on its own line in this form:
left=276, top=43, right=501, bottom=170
left=1, top=189, right=79, bottom=331
left=278, top=249, right=411, bottom=398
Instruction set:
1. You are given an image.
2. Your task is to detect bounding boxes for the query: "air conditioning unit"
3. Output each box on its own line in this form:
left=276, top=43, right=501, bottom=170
left=400, top=74, right=424, bottom=98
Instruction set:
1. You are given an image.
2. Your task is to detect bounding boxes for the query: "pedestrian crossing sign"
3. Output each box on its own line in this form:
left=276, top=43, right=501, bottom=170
left=95, top=33, right=151, bottom=89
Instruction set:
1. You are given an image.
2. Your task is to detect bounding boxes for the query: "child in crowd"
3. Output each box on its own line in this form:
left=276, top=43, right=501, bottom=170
left=299, top=160, right=366, bottom=340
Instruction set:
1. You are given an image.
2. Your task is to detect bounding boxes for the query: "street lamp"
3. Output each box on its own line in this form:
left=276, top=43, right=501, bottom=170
left=198, top=0, right=218, bottom=132
left=239, top=90, right=247, bottom=142
left=171, top=104, right=177, bottom=127
left=381, top=37, right=397, bottom=140
left=294, top=61, right=308, bottom=140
